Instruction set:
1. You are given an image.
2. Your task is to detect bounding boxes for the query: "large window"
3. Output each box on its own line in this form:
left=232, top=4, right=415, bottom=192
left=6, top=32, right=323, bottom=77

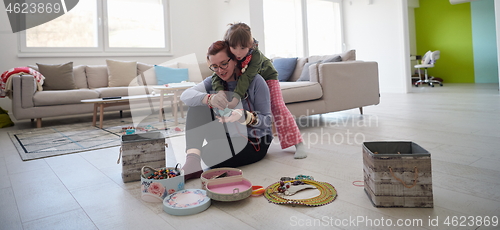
left=20, top=0, right=170, bottom=56
left=263, top=0, right=343, bottom=58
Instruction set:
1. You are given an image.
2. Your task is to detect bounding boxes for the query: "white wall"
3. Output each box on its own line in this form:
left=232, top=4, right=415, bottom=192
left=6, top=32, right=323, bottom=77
left=342, top=0, right=411, bottom=93
left=0, top=0, right=253, bottom=111
left=210, top=0, right=251, bottom=40
left=249, top=0, right=265, bottom=52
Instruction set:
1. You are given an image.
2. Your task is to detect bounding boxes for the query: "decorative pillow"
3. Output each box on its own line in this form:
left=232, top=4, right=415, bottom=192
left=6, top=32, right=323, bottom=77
left=322, top=55, right=342, bottom=63
left=106, top=59, right=138, bottom=87
left=36, top=62, right=75, bottom=90
left=178, top=62, right=203, bottom=83
left=340, top=49, right=356, bottom=61
left=274, top=57, right=298, bottom=82
left=73, top=65, right=88, bottom=88
left=288, top=57, right=308, bottom=82
left=86, top=65, right=109, bottom=88
left=154, top=65, right=189, bottom=85
left=297, top=61, right=320, bottom=81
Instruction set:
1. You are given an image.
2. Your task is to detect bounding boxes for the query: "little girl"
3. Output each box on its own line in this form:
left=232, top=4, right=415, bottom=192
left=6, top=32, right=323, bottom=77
left=210, top=22, right=307, bottom=159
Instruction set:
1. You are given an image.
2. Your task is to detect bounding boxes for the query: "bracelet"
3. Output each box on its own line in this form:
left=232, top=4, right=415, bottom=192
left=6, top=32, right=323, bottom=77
left=207, top=94, right=213, bottom=108
left=249, top=111, right=258, bottom=126
left=241, top=111, right=252, bottom=125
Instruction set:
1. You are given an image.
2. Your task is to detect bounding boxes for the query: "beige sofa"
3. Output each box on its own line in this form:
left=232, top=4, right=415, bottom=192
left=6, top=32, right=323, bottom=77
left=10, top=50, right=379, bottom=127
left=11, top=62, right=180, bottom=128
left=273, top=49, right=380, bottom=117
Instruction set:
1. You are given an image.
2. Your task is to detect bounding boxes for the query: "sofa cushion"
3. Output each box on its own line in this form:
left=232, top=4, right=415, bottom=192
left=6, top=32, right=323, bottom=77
left=106, top=59, right=138, bottom=87
left=155, top=65, right=189, bottom=85
left=36, top=62, right=76, bottom=90
left=309, top=50, right=356, bottom=63
left=199, top=62, right=213, bottom=80
left=178, top=62, right=204, bottom=83
left=73, top=65, right=88, bottom=88
left=288, top=57, right=308, bottom=82
left=33, top=89, right=100, bottom=106
left=86, top=65, right=108, bottom=88
left=279, top=82, right=323, bottom=104
left=137, top=62, right=155, bottom=86
left=137, top=62, right=154, bottom=75
left=138, top=62, right=178, bottom=86
left=341, top=49, right=356, bottom=61
left=322, top=55, right=342, bottom=63
left=31, top=64, right=88, bottom=89
left=297, top=61, right=320, bottom=82
left=274, top=58, right=297, bottom=82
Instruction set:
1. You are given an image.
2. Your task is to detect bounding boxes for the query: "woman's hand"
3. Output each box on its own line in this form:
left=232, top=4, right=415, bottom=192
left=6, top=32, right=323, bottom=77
left=210, top=91, right=229, bottom=110
left=217, top=109, right=244, bottom=123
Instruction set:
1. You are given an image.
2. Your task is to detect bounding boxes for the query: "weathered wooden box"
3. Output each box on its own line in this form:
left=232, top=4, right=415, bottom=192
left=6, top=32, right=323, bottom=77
left=363, top=141, right=433, bottom=208
left=121, top=132, right=166, bottom=183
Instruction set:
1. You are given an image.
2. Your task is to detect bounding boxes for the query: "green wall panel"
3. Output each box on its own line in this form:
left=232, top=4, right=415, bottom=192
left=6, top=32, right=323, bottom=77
left=415, top=0, right=474, bottom=83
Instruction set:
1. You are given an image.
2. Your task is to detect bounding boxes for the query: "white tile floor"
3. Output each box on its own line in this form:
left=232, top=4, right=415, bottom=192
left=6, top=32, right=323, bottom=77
left=1, top=83, right=499, bottom=230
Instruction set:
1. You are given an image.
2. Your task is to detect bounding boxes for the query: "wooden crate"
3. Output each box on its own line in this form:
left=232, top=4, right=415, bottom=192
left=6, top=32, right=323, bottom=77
left=363, top=141, right=433, bottom=208
left=121, top=132, right=166, bottom=183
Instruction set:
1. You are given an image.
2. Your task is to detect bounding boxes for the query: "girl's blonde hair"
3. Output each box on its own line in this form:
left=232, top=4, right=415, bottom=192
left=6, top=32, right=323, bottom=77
left=224, top=22, right=254, bottom=48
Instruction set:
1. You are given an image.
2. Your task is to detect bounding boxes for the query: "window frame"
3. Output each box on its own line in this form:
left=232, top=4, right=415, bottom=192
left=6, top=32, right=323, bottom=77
left=18, top=0, right=172, bottom=57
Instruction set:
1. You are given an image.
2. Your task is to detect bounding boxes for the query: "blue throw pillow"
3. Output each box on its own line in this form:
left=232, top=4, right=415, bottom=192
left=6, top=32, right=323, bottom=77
left=274, top=57, right=297, bottom=82
left=154, top=65, right=189, bottom=85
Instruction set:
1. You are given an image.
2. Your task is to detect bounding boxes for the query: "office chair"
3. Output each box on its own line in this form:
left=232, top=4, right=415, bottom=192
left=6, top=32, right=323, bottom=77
left=414, top=50, right=442, bottom=87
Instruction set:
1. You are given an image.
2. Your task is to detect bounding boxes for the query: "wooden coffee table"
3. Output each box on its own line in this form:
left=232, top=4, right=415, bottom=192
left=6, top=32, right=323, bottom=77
left=81, top=94, right=160, bottom=129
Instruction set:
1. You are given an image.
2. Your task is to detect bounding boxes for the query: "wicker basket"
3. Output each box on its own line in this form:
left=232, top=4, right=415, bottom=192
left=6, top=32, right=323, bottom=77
left=119, top=132, right=166, bottom=183
left=363, top=141, right=433, bottom=208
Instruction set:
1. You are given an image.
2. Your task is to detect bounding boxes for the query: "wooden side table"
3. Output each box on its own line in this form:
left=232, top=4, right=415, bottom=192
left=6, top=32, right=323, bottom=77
left=153, top=83, right=195, bottom=125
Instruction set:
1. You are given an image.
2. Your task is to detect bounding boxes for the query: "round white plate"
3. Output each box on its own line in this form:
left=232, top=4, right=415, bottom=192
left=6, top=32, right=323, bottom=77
left=163, top=189, right=211, bottom=216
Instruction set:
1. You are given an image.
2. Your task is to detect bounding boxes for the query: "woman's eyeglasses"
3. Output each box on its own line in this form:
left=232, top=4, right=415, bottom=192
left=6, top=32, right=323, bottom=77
left=209, top=58, right=232, bottom=72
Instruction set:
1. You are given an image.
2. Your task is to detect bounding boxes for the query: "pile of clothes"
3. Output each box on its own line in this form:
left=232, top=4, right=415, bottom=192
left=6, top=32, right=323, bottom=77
left=0, top=67, right=44, bottom=98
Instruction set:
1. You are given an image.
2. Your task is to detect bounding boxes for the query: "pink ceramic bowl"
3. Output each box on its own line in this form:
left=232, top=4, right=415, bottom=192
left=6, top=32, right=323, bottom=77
left=200, top=167, right=243, bottom=189
left=205, top=175, right=252, bottom=202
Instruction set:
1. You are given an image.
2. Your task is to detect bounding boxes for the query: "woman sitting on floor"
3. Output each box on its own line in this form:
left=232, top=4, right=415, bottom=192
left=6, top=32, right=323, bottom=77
left=180, top=40, right=273, bottom=180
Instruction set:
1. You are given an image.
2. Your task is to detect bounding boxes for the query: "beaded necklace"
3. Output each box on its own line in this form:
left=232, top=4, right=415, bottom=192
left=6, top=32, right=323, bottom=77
left=264, top=179, right=338, bottom=207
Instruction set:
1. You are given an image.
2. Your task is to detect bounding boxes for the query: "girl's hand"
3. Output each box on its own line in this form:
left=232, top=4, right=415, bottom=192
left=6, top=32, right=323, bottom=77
left=217, top=109, right=244, bottom=123
left=227, top=97, right=240, bottom=109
